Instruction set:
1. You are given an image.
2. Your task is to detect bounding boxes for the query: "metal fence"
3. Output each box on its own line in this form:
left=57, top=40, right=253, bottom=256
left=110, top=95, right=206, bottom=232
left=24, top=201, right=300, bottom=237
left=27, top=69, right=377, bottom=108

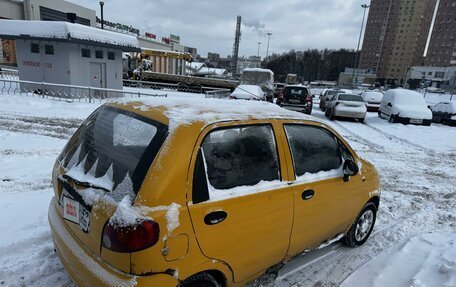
left=123, top=79, right=228, bottom=94
left=0, top=79, right=167, bottom=102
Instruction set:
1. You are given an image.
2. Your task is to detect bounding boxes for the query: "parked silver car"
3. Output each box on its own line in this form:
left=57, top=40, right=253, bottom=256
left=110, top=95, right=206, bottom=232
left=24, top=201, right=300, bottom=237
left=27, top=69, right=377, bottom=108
left=325, top=93, right=367, bottom=123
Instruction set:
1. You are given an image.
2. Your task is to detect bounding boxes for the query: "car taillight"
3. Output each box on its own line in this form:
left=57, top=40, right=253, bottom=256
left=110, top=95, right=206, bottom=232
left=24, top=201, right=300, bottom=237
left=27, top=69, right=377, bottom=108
left=305, top=97, right=312, bottom=103
left=102, top=220, right=160, bottom=253
left=335, top=102, right=340, bottom=107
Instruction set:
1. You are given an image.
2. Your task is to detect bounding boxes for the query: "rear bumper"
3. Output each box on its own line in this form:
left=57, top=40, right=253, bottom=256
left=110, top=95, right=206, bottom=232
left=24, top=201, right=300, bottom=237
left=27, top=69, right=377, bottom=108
left=334, top=109, right=365, bottom=119
left=279, top=103, right=312, bottom=113
left=48, top=197, right=178, bottom=287
left=395, top=115, right=432, bottom=126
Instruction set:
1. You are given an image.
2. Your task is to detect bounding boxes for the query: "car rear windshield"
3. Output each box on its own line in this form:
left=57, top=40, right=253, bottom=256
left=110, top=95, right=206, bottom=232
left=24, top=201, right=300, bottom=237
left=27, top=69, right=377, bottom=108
left=58, top=106, right=168, bottom=199
left=338, top=94, right=364, bottom=102
left=285, top=87, right=308, bottom=97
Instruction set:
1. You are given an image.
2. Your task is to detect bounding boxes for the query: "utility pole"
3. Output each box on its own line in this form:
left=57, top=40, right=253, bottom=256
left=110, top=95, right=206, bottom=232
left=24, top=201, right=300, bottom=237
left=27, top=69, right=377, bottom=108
left=99, top=1, right=104, bottom=29
left=257, top=42, right=261, bottom=57
left=266, top=32, right=272, bottom=59
left=352, top=3, right=370, bottom=86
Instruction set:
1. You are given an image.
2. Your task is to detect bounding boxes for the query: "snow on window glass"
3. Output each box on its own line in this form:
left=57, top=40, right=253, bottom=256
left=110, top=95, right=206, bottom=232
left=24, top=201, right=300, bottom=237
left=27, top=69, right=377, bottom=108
left=285, top=125, right=342, bottom=177
left=113, top=113, right=157, bottom=146
left=201, top=125, right=280, bottom=191
left=58, top=106, right=166, bottom=200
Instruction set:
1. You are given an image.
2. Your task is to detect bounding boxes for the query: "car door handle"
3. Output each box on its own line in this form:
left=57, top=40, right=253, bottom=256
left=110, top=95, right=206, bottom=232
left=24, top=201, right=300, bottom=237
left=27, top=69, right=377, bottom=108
left=204, top=211, right=228, bottom=225
left=302, top=189, right=315, bottom=200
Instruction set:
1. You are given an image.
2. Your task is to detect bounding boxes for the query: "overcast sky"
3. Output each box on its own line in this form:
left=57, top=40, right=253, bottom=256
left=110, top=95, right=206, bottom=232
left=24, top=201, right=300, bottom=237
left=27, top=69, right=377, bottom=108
left=73, top=0, right=367, bottom=58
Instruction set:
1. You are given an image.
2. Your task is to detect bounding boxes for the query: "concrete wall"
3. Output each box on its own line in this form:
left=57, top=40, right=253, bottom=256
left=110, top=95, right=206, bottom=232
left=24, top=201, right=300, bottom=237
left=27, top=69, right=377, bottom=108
left=23, top=0, right=96, bottom=26
left=68, top=44, right=122, bottom=90
left=0, top=0, right=24, bottom=19
left=16, top=39, right=71, bottom=84
left=138, top=37, right=171, bottom=51
left=16, top=39, right=123, bottom=90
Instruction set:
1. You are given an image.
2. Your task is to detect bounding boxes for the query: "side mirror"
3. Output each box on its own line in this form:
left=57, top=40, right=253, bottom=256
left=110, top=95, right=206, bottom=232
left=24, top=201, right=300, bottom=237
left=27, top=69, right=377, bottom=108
left=387, top=102, right=392, bottom=107
left=343, top=159, right=359, bottom=182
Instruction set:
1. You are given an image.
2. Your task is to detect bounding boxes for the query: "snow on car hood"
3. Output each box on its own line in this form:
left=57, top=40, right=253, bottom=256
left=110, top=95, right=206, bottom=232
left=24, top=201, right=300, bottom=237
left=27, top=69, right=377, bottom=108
left=392, top=104, right=432, bottom=119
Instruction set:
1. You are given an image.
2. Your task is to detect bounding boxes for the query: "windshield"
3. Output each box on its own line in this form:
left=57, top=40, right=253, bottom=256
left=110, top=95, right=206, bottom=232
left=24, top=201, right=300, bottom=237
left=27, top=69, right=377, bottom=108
left=285, top=87, right=308, bottom=97
left=339, top=94, right=364, bottom=102
left=241, top=71, right=273, bottom=90
left=58, top=106, right=168, bottom=199
left=327, top=90, right=342, bottom=96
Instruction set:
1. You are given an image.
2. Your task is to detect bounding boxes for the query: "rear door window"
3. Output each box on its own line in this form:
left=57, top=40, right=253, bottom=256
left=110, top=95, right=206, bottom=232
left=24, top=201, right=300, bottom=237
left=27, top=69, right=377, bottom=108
left=195, top=125, right=280, bottom=202
left=58, top=106, right=167, bottom=200
left=284, top=125, right=342, bottom=177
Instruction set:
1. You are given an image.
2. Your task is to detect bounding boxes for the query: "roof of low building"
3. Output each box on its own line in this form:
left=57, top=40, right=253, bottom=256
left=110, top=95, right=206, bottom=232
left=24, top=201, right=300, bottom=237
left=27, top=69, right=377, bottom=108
left=0, top=20, right=140, bottom=51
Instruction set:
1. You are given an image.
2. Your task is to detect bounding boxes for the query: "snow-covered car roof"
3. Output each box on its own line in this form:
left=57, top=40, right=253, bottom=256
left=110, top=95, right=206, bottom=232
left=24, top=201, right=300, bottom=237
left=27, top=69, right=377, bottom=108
left=113, top=97, right=320, bottom=132
left=0, top=20, right=140, bottom=51
left=231, top=84, right=265, bottom=100
left=386, top=88, right=426, bottom=105
left=432, top=101, right=456, bottom=113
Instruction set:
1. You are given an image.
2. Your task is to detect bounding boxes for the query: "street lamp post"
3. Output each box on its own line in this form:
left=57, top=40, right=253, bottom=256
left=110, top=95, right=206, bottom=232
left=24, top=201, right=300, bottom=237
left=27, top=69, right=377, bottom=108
left=99, top=1, right=104, bottom=29
left=257, top=42, right=261, bottom=57
left=266, top=33, right=272, bottom=59
left=351, top=3, right=370, bottom=86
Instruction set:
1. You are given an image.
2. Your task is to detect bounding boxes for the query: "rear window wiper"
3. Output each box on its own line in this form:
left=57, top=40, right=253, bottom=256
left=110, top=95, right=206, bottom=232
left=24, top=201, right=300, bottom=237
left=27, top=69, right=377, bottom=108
left=62, top=174, right=111, bottom=193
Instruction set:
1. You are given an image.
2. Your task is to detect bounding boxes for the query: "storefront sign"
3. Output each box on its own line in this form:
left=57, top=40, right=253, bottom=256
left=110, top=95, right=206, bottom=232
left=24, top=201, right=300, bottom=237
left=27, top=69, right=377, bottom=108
left=145, top=32, right=157, bottom=39
left=1, top=39, right=17, bottom=64
left=170, top=34, right=180, bottom=43
left=96, top=17, right=139, bottom=36
left=162, top=37, right=171, bottom=44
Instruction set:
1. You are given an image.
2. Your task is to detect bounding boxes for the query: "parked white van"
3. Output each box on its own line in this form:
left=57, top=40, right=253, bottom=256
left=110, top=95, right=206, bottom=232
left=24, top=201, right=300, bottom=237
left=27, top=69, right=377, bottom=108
left=378, top=88, right=432, bottom=126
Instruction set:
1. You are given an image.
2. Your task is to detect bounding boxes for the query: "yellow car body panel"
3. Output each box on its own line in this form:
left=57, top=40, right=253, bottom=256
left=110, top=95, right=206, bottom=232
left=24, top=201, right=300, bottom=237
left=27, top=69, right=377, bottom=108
left=49, top=101, right=380, bottom=287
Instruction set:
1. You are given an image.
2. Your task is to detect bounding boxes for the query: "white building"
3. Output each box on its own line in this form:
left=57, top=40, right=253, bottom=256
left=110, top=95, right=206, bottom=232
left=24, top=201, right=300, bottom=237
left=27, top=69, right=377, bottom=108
left=404, top=66, right=456, bottom=90
left=0, top=20, right=140, bottom=90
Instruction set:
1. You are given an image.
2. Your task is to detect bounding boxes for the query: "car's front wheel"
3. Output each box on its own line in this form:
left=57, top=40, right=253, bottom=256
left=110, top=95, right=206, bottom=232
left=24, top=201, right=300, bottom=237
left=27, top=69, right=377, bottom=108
left=344, top=203, right=377, bottom=247
left=179, top=273, right=221, bottom=287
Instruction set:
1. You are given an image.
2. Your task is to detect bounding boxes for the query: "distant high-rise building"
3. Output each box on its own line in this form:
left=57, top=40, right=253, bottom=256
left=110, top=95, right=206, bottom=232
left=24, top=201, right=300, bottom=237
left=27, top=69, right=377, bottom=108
left=425, top=0, right=456, bottom=66
left=359, top=0, right=436, bottom=84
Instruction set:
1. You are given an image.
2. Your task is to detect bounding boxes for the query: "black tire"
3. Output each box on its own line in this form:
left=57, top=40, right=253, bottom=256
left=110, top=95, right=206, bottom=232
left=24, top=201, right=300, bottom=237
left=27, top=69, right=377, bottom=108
left=329, top=111, right=335, bottom=121
left=377, top=110, right=381, bottom=118
left=179, top=273, right=221, bottom=287
left=344, top=203, right=377, bottom=247
left=358, top=118, right=365, bottom=123
left=389, top=115, right=396, bottom=123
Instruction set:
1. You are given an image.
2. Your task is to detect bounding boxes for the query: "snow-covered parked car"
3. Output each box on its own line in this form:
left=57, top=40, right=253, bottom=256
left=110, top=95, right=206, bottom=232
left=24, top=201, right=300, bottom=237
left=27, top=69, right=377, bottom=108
left=325, top=93, right=367, bottom=123
left=230, top=84, right=266, bottom=100
left=48, top=98, right=380, bottom=287
left=431, top=101, right=456, bottom=126
left=378, top=88, right=432, bottom=126
left=361, top=91, right=383, bottom=112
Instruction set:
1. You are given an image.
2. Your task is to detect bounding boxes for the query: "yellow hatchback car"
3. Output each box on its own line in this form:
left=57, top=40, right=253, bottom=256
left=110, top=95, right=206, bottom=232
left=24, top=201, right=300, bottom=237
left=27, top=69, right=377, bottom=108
left=49, top=97, right=380, bottom=287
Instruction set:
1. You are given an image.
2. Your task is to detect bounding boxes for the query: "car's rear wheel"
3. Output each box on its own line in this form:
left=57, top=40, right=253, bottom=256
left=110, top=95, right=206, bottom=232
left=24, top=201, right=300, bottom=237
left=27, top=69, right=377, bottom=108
left=329, top=111, right=335, bottom=121
left=344, top=203, right=377, bottom=247
left=389, top=115, right=397, bottom=123
left=179, top=273, right=221, bottom=287
left=358, top=118, right=365, bottom=123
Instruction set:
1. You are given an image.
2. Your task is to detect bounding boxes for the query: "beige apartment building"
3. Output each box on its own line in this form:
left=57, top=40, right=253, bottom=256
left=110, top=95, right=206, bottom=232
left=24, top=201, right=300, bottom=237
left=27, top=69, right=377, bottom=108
left=359, top=0, right=436, bottom=85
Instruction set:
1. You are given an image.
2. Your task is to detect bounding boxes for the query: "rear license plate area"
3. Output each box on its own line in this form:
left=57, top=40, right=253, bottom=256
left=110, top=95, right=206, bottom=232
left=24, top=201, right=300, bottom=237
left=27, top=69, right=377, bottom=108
left=410, top=119, right=423, bottom=124
left=62, top=188, right=90, bottom=232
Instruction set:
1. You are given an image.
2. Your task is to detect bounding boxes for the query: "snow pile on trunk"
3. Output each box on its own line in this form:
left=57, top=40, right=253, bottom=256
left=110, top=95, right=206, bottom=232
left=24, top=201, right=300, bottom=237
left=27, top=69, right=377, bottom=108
left=230, top=84, right=265, bottom=100
left=341, top=233, right=456, bottom=287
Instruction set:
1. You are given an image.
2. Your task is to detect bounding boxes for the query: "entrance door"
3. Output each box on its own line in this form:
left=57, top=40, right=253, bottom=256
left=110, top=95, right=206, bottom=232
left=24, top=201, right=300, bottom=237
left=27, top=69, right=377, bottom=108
left=188, top=124, right=293, bottom=283
left=90, top=63, right=106, bottom=98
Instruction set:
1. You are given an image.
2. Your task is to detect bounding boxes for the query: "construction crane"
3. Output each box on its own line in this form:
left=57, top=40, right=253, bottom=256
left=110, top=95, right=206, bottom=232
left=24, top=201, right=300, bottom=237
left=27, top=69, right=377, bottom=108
left=231, top=15, right=241, bottom=76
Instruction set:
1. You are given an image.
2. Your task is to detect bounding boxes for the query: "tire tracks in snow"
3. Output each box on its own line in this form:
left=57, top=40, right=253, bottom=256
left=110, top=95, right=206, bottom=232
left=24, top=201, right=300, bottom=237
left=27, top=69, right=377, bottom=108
left=0, top=115, right=80, bottom=139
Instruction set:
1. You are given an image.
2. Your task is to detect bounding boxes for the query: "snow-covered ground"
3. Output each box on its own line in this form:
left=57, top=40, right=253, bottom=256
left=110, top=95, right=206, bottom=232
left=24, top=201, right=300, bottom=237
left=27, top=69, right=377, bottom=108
left=0, top=91, right=455, bottom=287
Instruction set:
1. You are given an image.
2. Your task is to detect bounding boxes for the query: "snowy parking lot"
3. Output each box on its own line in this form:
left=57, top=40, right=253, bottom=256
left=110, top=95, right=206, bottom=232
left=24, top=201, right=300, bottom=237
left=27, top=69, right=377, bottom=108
left=0, top=91, right=455, bottom=286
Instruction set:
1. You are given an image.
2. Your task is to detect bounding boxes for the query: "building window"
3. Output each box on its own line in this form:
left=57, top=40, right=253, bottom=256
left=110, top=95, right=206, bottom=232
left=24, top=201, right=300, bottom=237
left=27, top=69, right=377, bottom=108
left=81, top=48, right=91, bottom=58
left=95, top=50, right=103, bottom=59
left=107, top=51, right=115, bottom=60
left=45, top=45, right=54, bottom=55
left=30, top=43, right=40, bottom=54
left=435, top=72, right=444, bottom=78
